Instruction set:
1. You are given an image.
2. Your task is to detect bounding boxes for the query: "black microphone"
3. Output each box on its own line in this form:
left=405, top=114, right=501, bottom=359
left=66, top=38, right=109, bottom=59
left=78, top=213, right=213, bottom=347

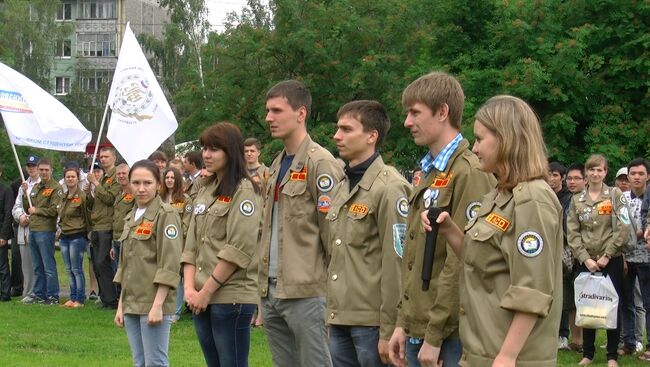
left=422, top=207, right=443, bottom=291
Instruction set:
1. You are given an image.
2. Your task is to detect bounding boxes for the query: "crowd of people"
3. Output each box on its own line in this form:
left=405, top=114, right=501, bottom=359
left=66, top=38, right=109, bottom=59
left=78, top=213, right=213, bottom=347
left=0, top=72, right=648, bottom=367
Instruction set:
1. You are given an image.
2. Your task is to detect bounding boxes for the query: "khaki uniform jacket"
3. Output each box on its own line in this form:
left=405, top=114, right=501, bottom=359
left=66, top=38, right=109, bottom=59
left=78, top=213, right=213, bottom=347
left=396, top=140, right=496, bottom=346
left=460, top=179, right=562, bottom=367
left=250, top=164, right=270, bottom=192
left=182, top=178, right=261, bottom=304
left=114, top=196, right=182, bottom=315
left=58, top=190, right=91, bottom=235
left=167, top=193, right=190, bottom=245
left=325, top=156, right=411, bottom=340
left=258, top=135, right=344, bottom=299
left=183, top=177, right=208, bottom=235
left=112, top=191, right=135, bottom=240
left=88, top=167, right=120, bottom=231
left=24, top=179, right=63, bottom=232
left=567, top=184, right=631, bottom=263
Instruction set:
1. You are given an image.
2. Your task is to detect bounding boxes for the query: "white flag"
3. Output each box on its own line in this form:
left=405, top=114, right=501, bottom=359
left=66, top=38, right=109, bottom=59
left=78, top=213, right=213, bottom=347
left=106, top=23, right=177, bottom=166
left=0, top=62, right=91, bottom=152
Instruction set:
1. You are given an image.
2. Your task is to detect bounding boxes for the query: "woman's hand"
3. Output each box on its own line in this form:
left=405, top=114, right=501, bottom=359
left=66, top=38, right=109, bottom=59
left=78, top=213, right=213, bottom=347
left=147, top=304, right=163, bottom=325
left=114, top=305, right=124, bottom=328
left=584, top=258, right=601, bottom=273
left=190, top=288, right=210, bottom=314
left=420, top=210, right=453, bottom=233
left=596, top=255, right=610, bottom=269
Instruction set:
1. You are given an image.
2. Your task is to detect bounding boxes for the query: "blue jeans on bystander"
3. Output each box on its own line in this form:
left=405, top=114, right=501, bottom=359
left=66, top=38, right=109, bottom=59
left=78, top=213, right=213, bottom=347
left=28, top=231, right=59, bottom=300
left=59, top=234, right=87, bottom=303
left=124, top=314, right=172, bottom=367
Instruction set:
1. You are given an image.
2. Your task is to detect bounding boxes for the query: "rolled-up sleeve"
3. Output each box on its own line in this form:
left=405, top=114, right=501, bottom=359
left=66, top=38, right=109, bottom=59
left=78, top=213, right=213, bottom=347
left=154, top=210, right=182, bottom=288
left=500, top=199, right=560, bottom=317
left=216, top=184, right=261, bottom=269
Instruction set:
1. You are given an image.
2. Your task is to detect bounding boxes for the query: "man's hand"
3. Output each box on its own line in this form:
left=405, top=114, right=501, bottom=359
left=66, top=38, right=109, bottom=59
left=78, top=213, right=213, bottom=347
left=27, top=207, right=37, bottom=215
left=378, top=339, right=390, bottom=364
left=388, top=327, right=407, bottom=367
left=418, top=341, right=442, bottom=367
left=0, top=239, right=7, bottom=247
left=87, top=174, right=99, bottom=186
left=18, top=214, right=29, bottom=227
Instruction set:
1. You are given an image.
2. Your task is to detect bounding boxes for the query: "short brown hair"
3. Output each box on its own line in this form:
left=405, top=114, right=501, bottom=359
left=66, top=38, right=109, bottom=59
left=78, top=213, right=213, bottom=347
left=37, top=158, right=52, bottom=168
left=337, top=100, right=391, bottom=149
left=244, top=137, right=261, bottom=151
left=266, top=80, right=312, bottom=120
left=148, top=150, right=168, bottom=162
left=401, top=71, right=465, bottom=129
left=585, top=154, right=608, bottom=171
left=474, top=95, right=547, bottom=191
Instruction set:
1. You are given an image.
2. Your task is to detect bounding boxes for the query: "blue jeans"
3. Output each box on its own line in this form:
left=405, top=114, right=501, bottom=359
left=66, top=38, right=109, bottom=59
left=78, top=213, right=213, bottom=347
left=111, top=240, right=121, bottom=272
left=124, top=314, right=172, bottom=367
left=622, top=262, right=650, bottom=349
left=406, top=336, right=462, bottom=367
left=329, top=325, right=385, bottom=367
left=174, top=277, right=184, bottom=316
left=59, top=235, right=87, bottom=303
left=28, top=231, right=59, bottom=299
left=193, top=303, right=256, bottom=367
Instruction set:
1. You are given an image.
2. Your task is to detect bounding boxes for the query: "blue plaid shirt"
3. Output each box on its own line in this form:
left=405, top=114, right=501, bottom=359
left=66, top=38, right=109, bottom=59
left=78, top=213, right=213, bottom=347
left=420, top=133, right=463, bottom=174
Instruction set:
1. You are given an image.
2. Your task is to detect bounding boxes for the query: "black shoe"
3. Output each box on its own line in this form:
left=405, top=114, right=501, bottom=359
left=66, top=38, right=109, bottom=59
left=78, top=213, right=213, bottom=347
left=88, top=290, right=98, bottom=300
left=100, top=302, right=117, bottom=310
left=0, top=296, right=11, bottom=302
left=10, top=288, right=23, bottom=297
left=44, top=297, right=59, bottom=305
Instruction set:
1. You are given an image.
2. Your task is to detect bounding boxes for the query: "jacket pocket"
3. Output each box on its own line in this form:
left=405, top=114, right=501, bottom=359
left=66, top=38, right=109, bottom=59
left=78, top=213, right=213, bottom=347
left=206, top=204, right=230, bottom=241
left=282, top=180, right=310, bottom=216
left=464, top=221, right=498, bottom=272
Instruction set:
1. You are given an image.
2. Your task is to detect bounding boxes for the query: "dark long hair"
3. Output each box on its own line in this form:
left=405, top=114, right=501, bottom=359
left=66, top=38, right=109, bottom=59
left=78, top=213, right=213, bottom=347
left=199, top=122, right=259, bottom=197
left=160, top=167, right=185, bottom=203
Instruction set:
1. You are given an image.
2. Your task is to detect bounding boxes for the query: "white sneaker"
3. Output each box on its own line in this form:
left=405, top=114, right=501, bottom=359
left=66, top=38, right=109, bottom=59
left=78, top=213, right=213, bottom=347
left=558, top=336, right=570, bottom=350
left=637, top=341, right=644, bottom=353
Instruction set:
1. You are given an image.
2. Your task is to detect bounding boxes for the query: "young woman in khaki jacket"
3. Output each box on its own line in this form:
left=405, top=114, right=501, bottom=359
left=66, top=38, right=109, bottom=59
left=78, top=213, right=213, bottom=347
left=113, top=160, right=182, bottom=367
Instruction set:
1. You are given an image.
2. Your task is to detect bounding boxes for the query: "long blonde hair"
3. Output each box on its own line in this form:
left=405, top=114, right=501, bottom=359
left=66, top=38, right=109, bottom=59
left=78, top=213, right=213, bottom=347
left=475, top=95, right=548, bottom=191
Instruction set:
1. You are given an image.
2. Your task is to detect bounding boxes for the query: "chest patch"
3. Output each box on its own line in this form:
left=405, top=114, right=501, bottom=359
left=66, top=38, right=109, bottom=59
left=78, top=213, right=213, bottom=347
left=105, top=177, right=113, bottom=185
left=42, top=188, right=54, bottom=197
left=135, top=221, right=153, bottom=235
left=597, top=200, right=612, bottom=215
left=349, top=203, right=369, bottom=215
left=123, top=194, right=134, bottom=203
left=71, top=197, right=82, bottom=204
left=290, top=167, right=307, bottom=181
left=485, top=213, right=511, bottom=232
left=216, top=195, right=231, bottom=204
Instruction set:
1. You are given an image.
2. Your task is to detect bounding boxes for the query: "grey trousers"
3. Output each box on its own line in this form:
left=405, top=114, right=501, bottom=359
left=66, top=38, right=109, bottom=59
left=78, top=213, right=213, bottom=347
left=261, top=284, right=332, bottom=367
left=19, top=243, right=34, bottom=296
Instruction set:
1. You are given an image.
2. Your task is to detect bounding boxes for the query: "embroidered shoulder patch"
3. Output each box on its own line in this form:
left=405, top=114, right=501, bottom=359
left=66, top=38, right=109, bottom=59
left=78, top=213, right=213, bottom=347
left=517, top=231, right=544, bottom=258
left=105, top=177, right=113, bottom=185
left=239, top=200, right=255, bottom=216
left=317, top=195, right=331, bottom=213
left=123, top=194, right=134, bottom=203
left=317, top=174, right=334, bottom=192
left=164, top=224, right=179, bottom=239
left=393, top=223, right=407, bottom=258
left=396, top=197, right=409, bottom=218
left=465, top=201, right=482, bottom=221
left=42, top=188, right=54, bottom=197
left=485, top=213, right=510, bottom=232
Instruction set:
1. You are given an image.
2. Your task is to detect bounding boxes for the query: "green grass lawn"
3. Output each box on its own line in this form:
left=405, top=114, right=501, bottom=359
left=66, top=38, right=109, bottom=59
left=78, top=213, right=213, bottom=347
left=1, top=248, right=648, bottom=366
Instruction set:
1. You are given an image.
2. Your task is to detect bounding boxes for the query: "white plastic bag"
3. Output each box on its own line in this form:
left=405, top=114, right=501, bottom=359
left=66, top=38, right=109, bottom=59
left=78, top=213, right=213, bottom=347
left=574, top=272, right=619, bottom=329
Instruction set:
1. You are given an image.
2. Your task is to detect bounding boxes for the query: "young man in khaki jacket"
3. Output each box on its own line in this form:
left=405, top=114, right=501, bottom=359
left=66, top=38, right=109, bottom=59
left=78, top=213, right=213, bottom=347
left=325, top=100, right=411, bottom=367
left=388, top=72, right=496, bottom=367
left=86, top=147, right=121, bottom=309
left=258, top=80, right=343, bottom=367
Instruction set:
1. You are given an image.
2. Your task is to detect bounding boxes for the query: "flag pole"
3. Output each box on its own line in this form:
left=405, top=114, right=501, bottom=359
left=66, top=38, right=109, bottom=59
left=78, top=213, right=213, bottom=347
left=89, top=102, right=110, bottom=171
left=7, top=133, right=32, bottom=207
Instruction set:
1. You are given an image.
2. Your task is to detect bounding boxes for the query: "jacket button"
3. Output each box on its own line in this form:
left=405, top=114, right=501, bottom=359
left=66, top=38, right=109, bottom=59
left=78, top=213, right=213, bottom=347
left=404, top=294, right=409, bottom=300
left=343, top=205, right=348, bottom=210
left=331, top=274, right=338, bottom=281
left=332, top=213, right=337, bottom=218
left=459, top=307, right=466, bottom=315
left=409, top=232, right=414, bottom=240
left=262, top=256, right=268, bottom=263
left=473, top=232, right=478, bottom=237
left=407, top=262, right=413, bottom=270
left=198, top=267, right=202, bottom=271
left=335, top=239, right=341, bottom=246
left=330, top=312, right=335, bottom=319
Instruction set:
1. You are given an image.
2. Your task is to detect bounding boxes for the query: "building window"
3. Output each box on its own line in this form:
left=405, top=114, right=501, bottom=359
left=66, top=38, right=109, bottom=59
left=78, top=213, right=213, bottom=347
left=55, top=40, right=72, bottom=58
left=79, top=0, right=116, bottom=19
left=77, top=33, right=116, bottom=57
left=56, top=3, right=72, bottom=21
left=79, top=70, right=112, bottom=92
left=55, top=77, right=71, bottom=95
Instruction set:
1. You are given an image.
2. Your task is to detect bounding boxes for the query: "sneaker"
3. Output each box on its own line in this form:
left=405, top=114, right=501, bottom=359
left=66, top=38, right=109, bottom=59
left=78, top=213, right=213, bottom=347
left=21, top=295, right=42, bottom=304
left=44, top=297, right=59, bottom=305
left=558, top=336, right=570, bottom=350
left=88, top=291, right=98, bottom=300
left=637, top=342, right=644, bottom=353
